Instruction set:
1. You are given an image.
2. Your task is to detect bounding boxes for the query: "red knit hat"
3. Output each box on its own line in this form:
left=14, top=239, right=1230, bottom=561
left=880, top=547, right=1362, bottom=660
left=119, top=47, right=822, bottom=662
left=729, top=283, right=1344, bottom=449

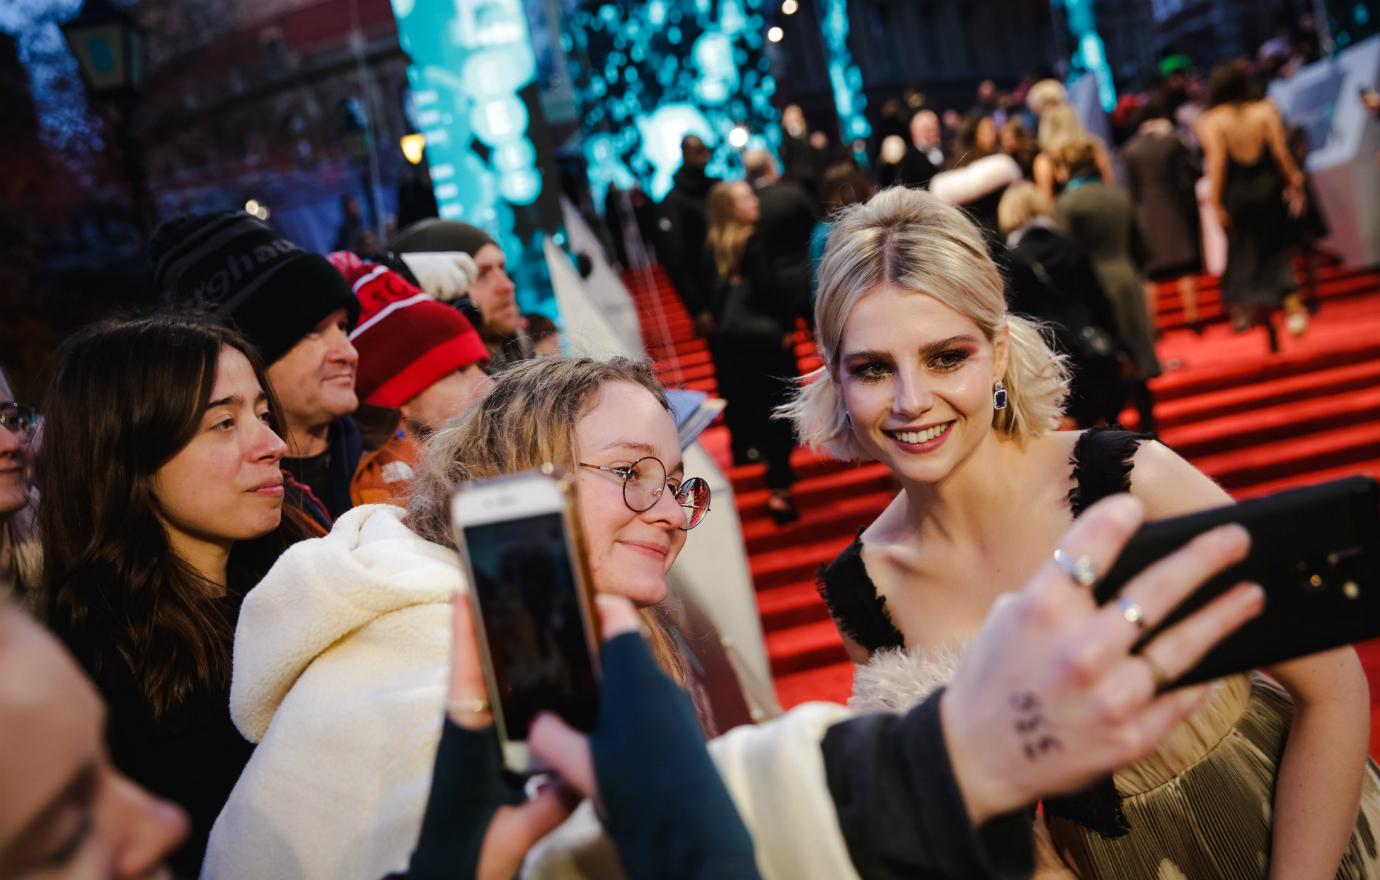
left=329, top=254, right=489, bottom=408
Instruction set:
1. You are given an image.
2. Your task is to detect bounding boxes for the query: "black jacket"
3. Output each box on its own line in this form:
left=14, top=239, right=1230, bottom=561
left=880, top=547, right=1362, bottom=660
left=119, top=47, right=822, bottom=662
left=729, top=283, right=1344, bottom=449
left=1005, top=224, right=1119, bottom=351
left=891, top=146, right=944, bottom=190
left=70, top=600, right=254, bottom=877
left=656, top=166, right=720, bottom=316
left=753, top=180, right=819, bottom=319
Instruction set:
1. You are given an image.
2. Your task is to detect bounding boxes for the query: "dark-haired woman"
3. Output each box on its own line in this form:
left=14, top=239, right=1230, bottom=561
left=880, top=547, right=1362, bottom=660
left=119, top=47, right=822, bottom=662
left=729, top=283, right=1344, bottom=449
left=1196, top=58, right=1308, bottom=351
left=38, top=315, right=317, bottom=874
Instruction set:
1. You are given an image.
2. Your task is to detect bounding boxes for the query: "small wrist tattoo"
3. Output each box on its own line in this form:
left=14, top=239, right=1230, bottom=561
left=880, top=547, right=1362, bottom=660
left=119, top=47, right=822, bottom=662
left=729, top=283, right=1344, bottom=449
left=1009, top=691, right=1063, bottom=762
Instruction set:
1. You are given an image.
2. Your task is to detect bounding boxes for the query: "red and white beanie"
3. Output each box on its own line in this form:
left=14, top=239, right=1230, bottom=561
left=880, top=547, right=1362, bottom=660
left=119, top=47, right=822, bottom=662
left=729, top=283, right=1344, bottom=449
left=328, top=253, right=489, bottom=408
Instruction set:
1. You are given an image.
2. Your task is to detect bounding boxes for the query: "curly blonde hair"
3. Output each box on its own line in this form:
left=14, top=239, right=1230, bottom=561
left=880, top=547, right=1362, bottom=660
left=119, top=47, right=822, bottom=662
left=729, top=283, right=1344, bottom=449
left=778, top=187, right=1068, bottom=461
left=405, top=356, right=685, bottom=681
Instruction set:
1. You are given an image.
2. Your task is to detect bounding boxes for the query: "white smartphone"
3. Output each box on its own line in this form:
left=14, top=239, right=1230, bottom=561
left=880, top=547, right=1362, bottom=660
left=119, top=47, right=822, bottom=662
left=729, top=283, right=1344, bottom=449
left=450, top=466, right=602, bottom=773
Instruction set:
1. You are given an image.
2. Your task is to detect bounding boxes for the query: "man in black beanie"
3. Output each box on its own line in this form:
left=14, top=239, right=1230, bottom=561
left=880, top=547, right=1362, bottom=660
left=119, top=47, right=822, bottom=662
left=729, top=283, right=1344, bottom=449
left=387, top=219, right=534, bottom=371
left=149, top=211, right=363, bottom=525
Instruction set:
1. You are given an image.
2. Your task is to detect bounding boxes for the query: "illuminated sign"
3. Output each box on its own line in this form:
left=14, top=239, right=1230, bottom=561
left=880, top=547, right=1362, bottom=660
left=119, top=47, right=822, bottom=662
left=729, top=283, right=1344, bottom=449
left=820, top=0, right=870, bottom=142
left=564, top=0, right=780, bottom=200
left=1057, top=0, right=1117, bottom=113
left=391, top=0, right=565, bottom=320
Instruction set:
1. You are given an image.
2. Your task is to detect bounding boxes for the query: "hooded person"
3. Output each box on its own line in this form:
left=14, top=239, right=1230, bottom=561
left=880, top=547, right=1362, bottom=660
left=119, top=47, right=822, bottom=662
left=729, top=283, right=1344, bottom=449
left=387, top=219, right=533, bottom=371
left=327, top=252, right=493, bottom=508
left=149, top=212, right=363, bottom=526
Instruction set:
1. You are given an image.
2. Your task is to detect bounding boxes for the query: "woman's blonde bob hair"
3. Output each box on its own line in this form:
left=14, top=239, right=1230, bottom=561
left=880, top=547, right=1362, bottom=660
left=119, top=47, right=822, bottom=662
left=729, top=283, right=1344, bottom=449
left=997, top=181, right=1054, bottom=237
left=406, top=356, right=684, bottom=681
left=779, top=187, right=1068, bottom=461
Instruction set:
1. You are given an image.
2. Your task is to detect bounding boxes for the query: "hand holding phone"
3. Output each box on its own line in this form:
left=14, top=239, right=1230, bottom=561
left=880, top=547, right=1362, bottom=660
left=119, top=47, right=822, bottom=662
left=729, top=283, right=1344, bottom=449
left=1093, top=476, right=1380, bottom=687
left=528, top=596, right=761, bottom=880
left=452, top=468, right=603, bottom=773
left=403, top=593, right=579, bottom=880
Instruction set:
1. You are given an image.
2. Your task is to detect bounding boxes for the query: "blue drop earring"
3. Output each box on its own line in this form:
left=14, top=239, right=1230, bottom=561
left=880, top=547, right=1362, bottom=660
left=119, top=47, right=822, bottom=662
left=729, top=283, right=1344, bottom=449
left=993, top=380, right=1009, bottom=411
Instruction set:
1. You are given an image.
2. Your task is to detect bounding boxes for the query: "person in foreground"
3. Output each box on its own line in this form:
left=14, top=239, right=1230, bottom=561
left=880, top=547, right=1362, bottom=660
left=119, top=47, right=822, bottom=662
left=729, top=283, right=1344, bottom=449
left=404, top=492, right=1269, bottom=880
left=0, top=489, right=1260, bottom=880
left=37, top=315, right=317, bottom=874
left=206, top=354, right=1270, bottom=880
left=787, top=186, right=1378, bottom=877
left=0, top=599, right=188, bottom=879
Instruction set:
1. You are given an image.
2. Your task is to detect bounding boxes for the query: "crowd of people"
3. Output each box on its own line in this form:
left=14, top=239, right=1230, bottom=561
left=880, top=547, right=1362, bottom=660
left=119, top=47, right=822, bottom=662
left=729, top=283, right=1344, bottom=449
left=634, top=50, right=1338, bottom=526
left=0, top=34, right=1374, bottom=880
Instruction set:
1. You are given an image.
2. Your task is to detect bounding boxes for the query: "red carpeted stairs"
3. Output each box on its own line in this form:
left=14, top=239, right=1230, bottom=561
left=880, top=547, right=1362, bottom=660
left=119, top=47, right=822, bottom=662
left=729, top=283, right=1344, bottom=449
left=626, top=259, right=1380, bottom=753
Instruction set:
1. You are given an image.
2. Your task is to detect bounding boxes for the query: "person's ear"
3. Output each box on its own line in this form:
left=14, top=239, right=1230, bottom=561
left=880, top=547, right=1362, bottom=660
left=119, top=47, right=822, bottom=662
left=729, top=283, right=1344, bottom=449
left=993, top=324, right=1011, bottom=382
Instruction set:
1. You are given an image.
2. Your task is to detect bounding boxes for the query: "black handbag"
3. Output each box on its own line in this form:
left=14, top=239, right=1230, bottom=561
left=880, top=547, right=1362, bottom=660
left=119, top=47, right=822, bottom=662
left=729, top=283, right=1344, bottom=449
left=1030, top=261, right=1119, bottom=363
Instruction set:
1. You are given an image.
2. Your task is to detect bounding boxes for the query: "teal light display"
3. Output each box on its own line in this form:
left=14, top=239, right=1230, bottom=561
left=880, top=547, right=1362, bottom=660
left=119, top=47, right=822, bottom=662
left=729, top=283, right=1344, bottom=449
left=1057, top=0, right=1116, bottom=113
left=390, top=0, right=565, bottom=319
left=819, top=0, right=870, bottom=143
left=564, top=0, right=780, bottom=200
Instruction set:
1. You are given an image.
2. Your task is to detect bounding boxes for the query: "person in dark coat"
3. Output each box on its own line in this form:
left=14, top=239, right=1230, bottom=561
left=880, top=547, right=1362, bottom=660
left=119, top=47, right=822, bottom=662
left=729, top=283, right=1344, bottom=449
left=998, top=181, right=1125, bottom=427
left=656, top=135, right=721, bottom=338
left=1122, top=98, right=1203, bottom=333
left=36, top=316, right=317, bottom=875
left=893, top=110, right=947, bottom=190
left=744, top=149, right=819, bottom=326
left=703, top=180, right=800, bottom=523
left=779, top=104, right=824, bottom=196
left=150, top=211, right=364, bottom=526
left=1054, top=140, right=1161, bottom=432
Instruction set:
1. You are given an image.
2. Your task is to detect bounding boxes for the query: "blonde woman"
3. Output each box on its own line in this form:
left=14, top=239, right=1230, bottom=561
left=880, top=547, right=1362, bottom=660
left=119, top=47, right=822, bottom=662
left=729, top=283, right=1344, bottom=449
left=1034, top=102, right=1114, bottom=202
left=204, top=358, right=712, bottom=879
left=784, top=186, right=1380, bottom=878
left=704, top=179, right=800, bottom=524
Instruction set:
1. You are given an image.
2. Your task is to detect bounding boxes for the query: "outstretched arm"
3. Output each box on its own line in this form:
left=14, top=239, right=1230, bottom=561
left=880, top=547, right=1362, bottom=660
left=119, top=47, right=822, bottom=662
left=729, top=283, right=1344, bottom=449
left=1128, top=441, right=1370, bottom=880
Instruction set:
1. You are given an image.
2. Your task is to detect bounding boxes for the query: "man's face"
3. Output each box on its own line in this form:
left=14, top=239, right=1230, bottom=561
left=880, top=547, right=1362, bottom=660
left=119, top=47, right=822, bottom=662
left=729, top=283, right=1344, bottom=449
left=265, top=308, right=359, bottom=441
left=912, top=112, right=940, bottom=149
left=470, top=243, right=520, bottom=338
left=682, top=137, right=710, bottom=172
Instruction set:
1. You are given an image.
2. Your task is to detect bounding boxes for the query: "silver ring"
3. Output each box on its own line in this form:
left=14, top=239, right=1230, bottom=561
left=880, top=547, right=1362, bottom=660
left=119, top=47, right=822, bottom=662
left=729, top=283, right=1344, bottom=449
left=1052, top=548, right=1097, bottom=588
left=1117, top=597, right=1147, bottom=630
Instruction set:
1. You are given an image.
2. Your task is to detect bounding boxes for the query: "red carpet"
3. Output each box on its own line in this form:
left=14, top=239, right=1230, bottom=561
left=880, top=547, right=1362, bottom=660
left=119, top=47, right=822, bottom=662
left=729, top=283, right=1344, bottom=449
left=625, top=259, right=1380, bottom=754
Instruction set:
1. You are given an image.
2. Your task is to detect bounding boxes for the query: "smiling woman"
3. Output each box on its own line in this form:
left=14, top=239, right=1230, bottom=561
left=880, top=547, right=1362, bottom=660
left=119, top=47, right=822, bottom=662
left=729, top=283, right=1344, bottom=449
left=202, top=356, right=717, bottom=880
left=35, top=314, right=318, bottom=875
left=784, top=186, right=1380, bottom=878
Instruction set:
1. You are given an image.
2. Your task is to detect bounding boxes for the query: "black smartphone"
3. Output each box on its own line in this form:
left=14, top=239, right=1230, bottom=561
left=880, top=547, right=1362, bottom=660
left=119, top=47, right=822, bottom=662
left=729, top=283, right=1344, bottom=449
left=451, top=467, right=601, bottom=772
left=1093, top=476, right=1380, bottom=688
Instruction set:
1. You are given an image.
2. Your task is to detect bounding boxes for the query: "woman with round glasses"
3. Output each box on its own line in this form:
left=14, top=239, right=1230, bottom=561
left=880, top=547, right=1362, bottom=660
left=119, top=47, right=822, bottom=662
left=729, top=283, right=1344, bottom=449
left=205, top=356, right=713, bottom=879
left=0, top=367, right=41, bottom=605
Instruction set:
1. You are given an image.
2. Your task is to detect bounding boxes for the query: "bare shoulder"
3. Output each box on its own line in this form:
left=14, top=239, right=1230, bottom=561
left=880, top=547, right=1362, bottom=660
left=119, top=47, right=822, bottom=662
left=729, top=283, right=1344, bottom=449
left=1041, top=428, right=1084, bottom=463
left=1128, top=439, right=1233, bottom=518
left=860, top=490, right=911, bottom=548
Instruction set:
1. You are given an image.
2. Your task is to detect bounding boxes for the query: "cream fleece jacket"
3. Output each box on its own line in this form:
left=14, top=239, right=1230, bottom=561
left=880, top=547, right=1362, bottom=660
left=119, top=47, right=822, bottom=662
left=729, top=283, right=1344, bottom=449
left=202, top=504, right=858, bottom=880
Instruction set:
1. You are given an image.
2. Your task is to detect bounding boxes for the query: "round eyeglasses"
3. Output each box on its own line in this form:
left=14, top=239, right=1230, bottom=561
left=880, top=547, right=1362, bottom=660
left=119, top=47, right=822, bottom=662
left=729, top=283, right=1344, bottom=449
left=579, top=456, right=712, bottom=530
left=0, top=403, right=38, bottom=444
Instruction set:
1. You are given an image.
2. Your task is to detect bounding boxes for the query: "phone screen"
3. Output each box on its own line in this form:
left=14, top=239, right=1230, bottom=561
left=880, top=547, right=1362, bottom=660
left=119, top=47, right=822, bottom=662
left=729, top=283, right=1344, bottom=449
left=465, top=513, right=600, bottom=737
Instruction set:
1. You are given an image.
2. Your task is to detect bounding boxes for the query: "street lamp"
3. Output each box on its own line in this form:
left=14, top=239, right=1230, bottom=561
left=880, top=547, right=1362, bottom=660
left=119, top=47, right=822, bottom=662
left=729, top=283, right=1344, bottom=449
left=60, top=0, right=155, bottom=233
left=60, top=0, right=144, bottom=96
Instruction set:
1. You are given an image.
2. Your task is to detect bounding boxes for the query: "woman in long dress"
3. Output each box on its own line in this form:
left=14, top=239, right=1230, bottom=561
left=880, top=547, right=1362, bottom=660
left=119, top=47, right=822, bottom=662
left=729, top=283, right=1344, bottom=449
left=1196, top=59, right=1309, bottom=351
